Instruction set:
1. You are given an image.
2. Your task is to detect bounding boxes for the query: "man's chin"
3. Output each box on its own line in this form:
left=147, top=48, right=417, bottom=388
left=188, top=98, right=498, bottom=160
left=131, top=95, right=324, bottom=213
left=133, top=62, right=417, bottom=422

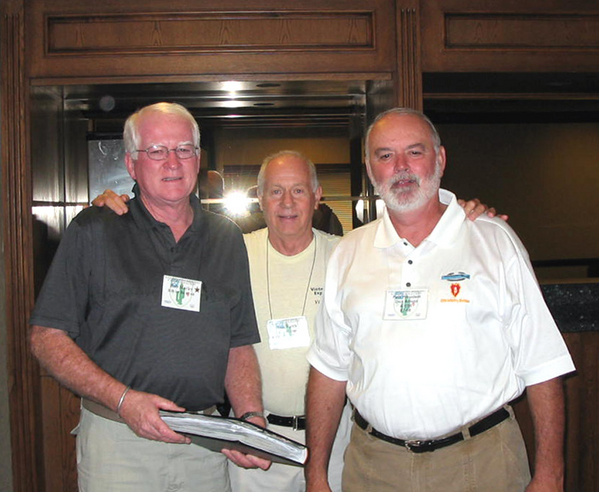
left=382, top=191, right=419, bottom=212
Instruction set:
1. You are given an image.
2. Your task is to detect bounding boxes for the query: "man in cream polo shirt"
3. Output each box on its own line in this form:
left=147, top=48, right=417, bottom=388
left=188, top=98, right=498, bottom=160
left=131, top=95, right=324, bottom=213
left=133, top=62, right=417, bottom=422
left=229, top=151, right=352, bottom=492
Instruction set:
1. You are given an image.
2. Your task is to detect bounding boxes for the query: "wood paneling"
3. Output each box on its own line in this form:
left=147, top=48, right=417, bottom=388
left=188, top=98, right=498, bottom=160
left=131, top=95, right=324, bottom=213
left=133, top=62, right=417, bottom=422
left=47, top=12, right=374, bottom=54
left=40, top=377, right=79, bottom=491
left=26, top=0, right=396, bottom=79
left=445, top=14, right=599, bottom=50
left=1, top=1, right=40, bottom=491
left=421, top=0, right=599, bottom=72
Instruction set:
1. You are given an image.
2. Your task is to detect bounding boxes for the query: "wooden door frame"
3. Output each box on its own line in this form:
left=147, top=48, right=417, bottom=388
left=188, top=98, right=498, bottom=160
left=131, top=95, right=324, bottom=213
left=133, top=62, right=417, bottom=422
left=1, top=1, right=41, bottom=490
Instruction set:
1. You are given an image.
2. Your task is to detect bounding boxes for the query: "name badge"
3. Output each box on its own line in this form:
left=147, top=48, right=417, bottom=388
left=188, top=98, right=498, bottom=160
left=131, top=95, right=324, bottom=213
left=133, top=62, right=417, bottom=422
left=266, top=316, right=311, bottom=350
left=383, top=288, right=428, bottom=320
left=161, top=275, right=202, bottom=312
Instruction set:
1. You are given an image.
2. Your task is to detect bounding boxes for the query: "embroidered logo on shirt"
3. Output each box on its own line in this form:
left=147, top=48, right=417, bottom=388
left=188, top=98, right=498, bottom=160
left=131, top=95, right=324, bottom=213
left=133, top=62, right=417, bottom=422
left=441, top=272, right=470, bottom=282
left=440, top=272, right=471, bottom=303
left=450, top=283, right=461, bottom=297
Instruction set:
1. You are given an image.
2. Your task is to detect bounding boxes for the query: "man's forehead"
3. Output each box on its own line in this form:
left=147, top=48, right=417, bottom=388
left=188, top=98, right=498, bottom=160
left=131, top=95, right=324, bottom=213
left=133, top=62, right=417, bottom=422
left=265, top=157, right=310, bottom=182
left=139, top=112, right=192, bottom=135
left=370, top=114, right=432, bottom=146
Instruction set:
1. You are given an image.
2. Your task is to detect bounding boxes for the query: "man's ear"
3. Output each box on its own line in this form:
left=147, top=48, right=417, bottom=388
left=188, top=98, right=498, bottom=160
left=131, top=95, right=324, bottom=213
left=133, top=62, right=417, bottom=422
left=257, top=192, right=264, bottom=212
left=314, top=186, right=323, bottom=209
left=125, top=153, right=137, bottom=180
left=437, top=146, right=447, bottom=176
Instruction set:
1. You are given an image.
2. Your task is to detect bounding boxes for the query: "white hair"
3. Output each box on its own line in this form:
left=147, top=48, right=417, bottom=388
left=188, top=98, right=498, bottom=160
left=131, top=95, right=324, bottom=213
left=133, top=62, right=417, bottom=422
left=123, top=102, right=200, bottom=155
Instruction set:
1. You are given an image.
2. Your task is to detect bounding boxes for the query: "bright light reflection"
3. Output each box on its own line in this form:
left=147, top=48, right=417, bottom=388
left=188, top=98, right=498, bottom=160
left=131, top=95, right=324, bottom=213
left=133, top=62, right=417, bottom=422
left=222, top=81, right=245, bottom=93
left=224, top=191, right=250, bottom=217
left=220, top=100, right=244, bottom=108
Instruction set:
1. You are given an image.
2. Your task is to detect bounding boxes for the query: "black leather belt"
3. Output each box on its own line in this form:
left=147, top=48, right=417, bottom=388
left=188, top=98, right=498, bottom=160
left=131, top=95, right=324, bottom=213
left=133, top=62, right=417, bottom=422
left=267, top=413, right=306, bottom=430
left=354, top=407, right=510, bottom=453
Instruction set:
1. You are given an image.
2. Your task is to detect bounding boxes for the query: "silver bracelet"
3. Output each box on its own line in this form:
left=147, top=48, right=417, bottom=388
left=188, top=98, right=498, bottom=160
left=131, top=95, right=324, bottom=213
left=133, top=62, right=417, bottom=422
left=239, top=411, right=264, bottom=422
left=116, top=386, right=131, bottom=417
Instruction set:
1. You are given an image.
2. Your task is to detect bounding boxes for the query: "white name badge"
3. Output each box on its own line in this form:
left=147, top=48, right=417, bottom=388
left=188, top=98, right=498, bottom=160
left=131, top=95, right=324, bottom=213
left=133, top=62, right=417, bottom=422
left=266, top=316, right=311, bottom=350
left=383, top=288, right=428, bottom=320
left=161, top=275, right=202, bottom=312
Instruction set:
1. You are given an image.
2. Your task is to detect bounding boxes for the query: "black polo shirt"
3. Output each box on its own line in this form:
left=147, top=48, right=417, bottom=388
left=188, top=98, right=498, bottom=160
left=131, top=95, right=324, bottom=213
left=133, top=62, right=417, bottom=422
left=30, top=190, right=260, bottom=411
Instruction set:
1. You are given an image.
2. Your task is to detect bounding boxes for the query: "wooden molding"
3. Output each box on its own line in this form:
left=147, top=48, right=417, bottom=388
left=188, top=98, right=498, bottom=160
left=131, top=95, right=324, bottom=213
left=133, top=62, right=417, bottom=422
left=46, top=11, right=375, bottom=55
left=397, top=7, right=422, bottom=110
left=445, top=13, right=599, bottom=51
left=27, top=0, right=397, bottom=77
left=421, top=0, right=599, bottom=72
left=1, top=3, right=40, bottom=492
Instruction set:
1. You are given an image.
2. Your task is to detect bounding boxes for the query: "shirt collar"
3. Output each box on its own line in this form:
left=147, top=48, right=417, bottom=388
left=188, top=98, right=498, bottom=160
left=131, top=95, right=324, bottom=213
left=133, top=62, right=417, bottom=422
left=373, top=188, right=465, bottom=249
left=128, top=183, right=205, bottom=232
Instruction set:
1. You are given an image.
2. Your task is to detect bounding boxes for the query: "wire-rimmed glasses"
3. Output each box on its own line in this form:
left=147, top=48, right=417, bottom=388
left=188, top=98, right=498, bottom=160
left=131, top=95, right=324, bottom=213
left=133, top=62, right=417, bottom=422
left=135, top=144, right=198, bottom=161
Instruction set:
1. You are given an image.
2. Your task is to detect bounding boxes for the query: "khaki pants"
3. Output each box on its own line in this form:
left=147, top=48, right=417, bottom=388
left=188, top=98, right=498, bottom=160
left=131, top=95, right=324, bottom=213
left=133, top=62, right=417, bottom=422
left=75, top=407, right=231, bottom=492
left=229, top=402, right=352, bottom=492
left=342, top=411, right=531, bottom=492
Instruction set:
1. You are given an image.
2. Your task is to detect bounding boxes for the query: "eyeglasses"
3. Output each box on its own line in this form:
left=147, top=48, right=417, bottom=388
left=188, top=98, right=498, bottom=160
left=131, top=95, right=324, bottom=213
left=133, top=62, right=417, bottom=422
left=135, top=144, right=198, bottom=161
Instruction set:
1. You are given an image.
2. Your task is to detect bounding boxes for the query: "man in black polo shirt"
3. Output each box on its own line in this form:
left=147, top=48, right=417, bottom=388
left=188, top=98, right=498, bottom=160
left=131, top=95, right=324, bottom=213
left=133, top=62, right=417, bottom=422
left=29, top=102, right=268, bottom=492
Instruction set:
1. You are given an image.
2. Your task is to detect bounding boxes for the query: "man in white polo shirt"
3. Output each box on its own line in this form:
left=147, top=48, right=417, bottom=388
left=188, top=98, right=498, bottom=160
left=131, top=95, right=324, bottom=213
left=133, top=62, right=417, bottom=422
left=306, top=108, right=575, bottom=492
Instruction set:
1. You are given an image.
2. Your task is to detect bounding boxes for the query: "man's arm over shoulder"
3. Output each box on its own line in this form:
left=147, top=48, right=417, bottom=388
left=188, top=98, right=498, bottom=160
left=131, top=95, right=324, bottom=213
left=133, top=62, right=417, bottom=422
left=91, top=189, right=131, bottom=215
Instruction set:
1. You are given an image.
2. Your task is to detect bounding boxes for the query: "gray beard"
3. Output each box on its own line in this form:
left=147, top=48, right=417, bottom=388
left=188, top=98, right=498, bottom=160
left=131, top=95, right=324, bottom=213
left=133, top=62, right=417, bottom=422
left=374, top=165, right=442, bottom=213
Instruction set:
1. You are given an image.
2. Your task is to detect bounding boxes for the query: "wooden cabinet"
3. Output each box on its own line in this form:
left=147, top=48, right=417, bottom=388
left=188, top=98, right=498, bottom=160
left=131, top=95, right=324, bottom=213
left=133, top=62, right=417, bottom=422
left=421, top=0, right=599, bottom=72
left=26, top=0, right=397, bottom=80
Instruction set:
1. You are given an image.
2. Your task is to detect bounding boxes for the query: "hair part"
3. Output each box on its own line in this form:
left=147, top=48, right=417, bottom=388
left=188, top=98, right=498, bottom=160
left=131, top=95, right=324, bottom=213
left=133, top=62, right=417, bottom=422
left=257, top=150, right=320, bottom=195
left=123, top=102, right=201, bottom=156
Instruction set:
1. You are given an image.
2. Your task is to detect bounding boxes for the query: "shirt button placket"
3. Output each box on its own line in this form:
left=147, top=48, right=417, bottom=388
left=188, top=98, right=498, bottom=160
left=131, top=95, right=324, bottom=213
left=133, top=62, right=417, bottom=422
left=405, top=258, right=414, bottom=288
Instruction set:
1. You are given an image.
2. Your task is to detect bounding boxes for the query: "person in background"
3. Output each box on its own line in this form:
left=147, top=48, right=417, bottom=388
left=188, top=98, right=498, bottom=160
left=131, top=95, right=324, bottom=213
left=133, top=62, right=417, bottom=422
left=205, top=169, right=227, bottom=214
left=30, top=102, right=269, bottom=492
left=305, top=108, right=575, bottom=492
left=311, top=200, right=344, bottom=236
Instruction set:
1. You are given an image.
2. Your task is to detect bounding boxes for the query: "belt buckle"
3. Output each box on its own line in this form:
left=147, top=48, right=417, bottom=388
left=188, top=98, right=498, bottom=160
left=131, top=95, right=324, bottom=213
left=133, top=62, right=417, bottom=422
left=404, top=439, right=432, bottom=453
left=292, top=415, right=301, bottom=431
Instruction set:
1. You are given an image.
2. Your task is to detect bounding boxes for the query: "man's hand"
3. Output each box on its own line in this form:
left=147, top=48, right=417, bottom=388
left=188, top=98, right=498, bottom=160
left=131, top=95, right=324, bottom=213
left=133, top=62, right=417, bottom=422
left=222, top=449, right=271, bottom=470
left=458, top=198, right=509, bottom=222
left=118, top=388, right=191, bottom=444
left=92, top=189, right=131, bottom=215
left=222, top=415, right=271, bottom=470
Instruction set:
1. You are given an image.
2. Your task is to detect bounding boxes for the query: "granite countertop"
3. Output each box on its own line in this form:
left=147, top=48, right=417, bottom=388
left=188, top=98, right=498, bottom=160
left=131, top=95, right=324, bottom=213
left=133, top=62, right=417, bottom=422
left=541, top=281, right=599, bottom=333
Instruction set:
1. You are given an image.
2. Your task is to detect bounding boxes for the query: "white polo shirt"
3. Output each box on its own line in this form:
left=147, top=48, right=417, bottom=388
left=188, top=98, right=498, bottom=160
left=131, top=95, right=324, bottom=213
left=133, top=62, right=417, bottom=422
left=307, top=189, right=575, bottom=440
